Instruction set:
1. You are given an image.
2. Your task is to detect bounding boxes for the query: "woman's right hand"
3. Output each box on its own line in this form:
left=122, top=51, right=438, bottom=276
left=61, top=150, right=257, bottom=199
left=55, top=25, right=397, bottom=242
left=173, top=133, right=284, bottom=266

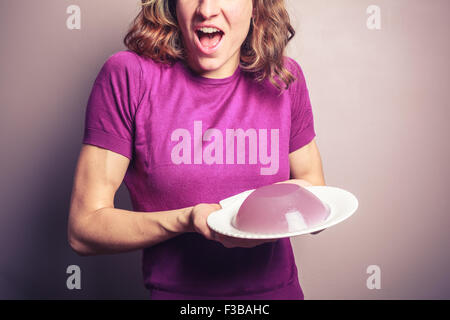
left=187, top=203, right=278, bottom=248
left=187, top=203, right=222, bottom=241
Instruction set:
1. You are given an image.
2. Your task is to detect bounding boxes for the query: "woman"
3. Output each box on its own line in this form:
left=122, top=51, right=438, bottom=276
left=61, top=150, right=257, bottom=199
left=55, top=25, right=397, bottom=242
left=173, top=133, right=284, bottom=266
left=68, top=0, right=326, bottom=300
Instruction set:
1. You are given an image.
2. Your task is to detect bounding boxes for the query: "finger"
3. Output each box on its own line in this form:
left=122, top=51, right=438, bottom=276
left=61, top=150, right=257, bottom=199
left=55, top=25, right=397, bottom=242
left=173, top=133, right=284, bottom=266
left=204, top=227, right=215, bottom=240
left=196, top=220, right=215, bottom=240
left=194, top=212, right=217, bottom=240
left=209, top=203, right=222, bottom=211
left=217, top=237, right=235, bottom=248
left=310, top=228, right=325, bottom=235
left=213, top=232, right=227, bottom=244
left=230, top=238, right=263, bottom=248
left=223, top=236, right=270, bottom=248
left=217, top=234, right=241, bottom=248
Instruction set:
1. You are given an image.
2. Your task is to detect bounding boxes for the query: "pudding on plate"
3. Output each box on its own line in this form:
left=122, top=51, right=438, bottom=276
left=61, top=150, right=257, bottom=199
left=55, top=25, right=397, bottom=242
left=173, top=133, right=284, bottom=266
left=232, top=183, right=331, bottom=234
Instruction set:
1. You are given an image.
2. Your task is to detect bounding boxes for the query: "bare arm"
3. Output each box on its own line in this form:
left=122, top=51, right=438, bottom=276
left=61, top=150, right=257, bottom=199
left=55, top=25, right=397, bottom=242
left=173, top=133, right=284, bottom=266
left=288, top=138, right=326, bottom=186
left=271, top=139, right=326, bottom=187
left=287, top=138, right=327, bottom=235
left=67, top=145, right=195, bottom=256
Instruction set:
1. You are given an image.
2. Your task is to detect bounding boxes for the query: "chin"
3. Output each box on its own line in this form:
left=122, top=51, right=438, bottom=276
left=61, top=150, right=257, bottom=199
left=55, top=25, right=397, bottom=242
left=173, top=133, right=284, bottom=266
left=195, top=60, right=225, bottom=75
left=196, top=57, right=223, bottom=69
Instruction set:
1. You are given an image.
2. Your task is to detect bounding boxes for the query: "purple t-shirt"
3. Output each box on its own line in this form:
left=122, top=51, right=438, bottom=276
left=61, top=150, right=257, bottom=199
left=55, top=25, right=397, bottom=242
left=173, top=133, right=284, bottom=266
left=82, top=50, right=316, bottom=299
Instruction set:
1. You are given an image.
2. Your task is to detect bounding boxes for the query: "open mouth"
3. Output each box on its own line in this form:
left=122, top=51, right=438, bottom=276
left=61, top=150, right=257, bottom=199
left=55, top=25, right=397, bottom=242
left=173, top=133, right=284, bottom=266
left=195, top=29, right=224, bottom=50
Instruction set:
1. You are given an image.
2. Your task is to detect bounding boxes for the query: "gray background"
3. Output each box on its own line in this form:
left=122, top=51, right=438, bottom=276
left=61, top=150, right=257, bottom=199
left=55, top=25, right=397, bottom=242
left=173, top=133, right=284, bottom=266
left=0, top=0, right=449, bottom=299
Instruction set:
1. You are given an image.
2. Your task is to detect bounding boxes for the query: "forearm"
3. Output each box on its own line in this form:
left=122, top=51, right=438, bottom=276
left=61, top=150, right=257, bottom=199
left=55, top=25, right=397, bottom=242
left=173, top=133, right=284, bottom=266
left=68, top=205, right=194, bottom=256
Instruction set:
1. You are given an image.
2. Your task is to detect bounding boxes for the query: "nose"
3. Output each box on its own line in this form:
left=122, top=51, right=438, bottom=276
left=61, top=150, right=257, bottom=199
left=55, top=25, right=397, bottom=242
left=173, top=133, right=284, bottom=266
left=196, top=0, right=221, bottom=20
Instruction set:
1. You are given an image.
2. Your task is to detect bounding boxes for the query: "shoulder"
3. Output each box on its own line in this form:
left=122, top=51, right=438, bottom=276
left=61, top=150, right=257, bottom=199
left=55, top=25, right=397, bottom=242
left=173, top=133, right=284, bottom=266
left=282, top=56, right=309, bottom=101
left=283, top=56, right=307, bottom=86
left=101, top=50, right=163, bottom=74
left=99, top=50, right=165, bottom=88
left=100, top=50, right=144, bottom=76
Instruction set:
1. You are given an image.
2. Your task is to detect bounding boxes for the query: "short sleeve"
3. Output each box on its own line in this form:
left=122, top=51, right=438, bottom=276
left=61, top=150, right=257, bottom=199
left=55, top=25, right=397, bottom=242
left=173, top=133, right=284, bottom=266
left=287, top=58, right=316, bottom=153
left=82, top=51, right=143, bottom=159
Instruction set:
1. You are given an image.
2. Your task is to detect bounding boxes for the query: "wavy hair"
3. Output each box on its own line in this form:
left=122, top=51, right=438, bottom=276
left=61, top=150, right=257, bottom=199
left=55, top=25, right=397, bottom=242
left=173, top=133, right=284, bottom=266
left=124, top=0, right=297, bottom=93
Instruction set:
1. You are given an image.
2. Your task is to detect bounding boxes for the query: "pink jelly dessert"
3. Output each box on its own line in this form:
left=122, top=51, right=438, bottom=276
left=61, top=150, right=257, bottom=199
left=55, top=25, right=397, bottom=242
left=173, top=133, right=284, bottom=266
left=232, top=183, right=331, bottom=234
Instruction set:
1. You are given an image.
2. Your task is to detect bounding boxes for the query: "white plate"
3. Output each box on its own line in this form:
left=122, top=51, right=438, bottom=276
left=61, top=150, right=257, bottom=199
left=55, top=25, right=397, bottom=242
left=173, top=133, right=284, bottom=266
left=207, top=186, right=359, bottom=239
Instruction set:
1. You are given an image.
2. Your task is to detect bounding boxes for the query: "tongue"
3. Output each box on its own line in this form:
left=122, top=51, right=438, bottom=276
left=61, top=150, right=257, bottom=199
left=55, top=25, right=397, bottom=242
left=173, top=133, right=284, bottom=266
left=199, top=32, right=222, bottom=48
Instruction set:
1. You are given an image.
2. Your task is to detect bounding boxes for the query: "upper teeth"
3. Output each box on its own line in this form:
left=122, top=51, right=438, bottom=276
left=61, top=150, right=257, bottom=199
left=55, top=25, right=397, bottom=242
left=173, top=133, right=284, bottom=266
left=197, top=27, right=221, bottom=33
